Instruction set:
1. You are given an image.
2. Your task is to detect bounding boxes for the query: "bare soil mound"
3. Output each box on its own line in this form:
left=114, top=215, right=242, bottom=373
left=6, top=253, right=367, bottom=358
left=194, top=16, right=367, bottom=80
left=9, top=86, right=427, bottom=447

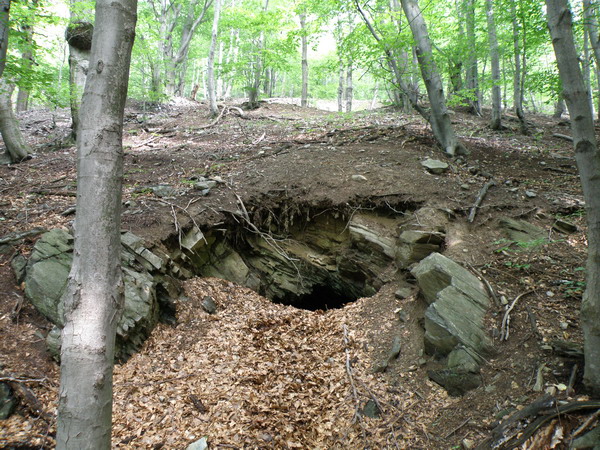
left=0, top=100, right=592, bottom=448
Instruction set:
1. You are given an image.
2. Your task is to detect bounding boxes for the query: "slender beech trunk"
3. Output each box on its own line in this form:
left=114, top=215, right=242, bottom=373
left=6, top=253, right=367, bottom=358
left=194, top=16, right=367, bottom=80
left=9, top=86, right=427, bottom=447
left=585, top=29, right=595, bottom=116
left=66, top=0, right=93, bottom=139
left=582, top=0, right=600, bottom=119
left=300, top=13, right=308, bottom=107
left=553, top=97, right=566, bottom=118
left=400, top=0, right=467, bottom=156
left=485, top=0, right=502, bottom=129
left=338, top=60, right=344, bottom=112
left=345, top=64, right=353, bottom=112
left=16, top=7, right=36, bottom=113
left=248, top=0, right=269, bottom=108
left=370, top=83, right=379, bottom=109
left=207, top=0, right=221, bottom=116
left=510, top=0, right=526, bottom=132
left=356, top=0, right=427, bottom=118
left=216, top=41, right=224, bottom=97
left=56, top=0, right=137, bottom=447
left=465, top=0, right=481, bottom=115
left=0, top=81, right=32, bottom=161
left=546, top=0, right=600, bottom=395
left=0, top=1, right=32, bottom=163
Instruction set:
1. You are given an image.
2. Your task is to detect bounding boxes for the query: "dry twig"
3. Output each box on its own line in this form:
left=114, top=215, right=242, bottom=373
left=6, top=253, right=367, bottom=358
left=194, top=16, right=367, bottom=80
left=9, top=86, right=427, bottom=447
left=468, top=179, right=496, bottom=223
left=500, top=290, right=534, bottom=341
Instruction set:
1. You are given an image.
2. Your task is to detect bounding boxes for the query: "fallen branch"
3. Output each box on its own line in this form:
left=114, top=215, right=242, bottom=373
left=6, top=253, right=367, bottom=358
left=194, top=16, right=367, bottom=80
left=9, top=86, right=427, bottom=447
left=552, top=133, right=573, bottom=142
left=525, top=305, right=540, bottom=336
left=196, top=104, right=228, bottom=130
left=468, top=264, right=500, bottom=308
left=444, top=417, right=471, bottom=439
left=227, top=106, right=245, bottom=118
left=500, top=290, right=533, bottom=341
left=0, top=227, right=46, bottom=245
left=468, top=179, right=496, bottom=223
left=252, top=132, right=266, bottom=145
left=567, top=363, right=578, bottom=397
left=343, top=325, right=368, bottom=444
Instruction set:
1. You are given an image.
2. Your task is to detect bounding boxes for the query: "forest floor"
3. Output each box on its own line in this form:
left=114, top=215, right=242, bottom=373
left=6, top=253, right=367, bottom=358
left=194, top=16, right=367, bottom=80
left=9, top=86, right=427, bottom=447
left=0, top=99, right=594, bottom=449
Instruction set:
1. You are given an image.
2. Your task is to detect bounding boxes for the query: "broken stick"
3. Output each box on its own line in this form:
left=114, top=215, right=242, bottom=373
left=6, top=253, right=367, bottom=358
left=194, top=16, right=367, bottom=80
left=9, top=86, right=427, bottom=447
left=468, top=179, right=496, bottom=223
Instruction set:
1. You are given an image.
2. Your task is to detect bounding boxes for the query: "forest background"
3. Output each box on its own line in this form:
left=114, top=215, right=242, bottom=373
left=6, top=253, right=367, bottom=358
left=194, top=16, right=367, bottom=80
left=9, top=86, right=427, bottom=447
left=2, top=0, right=584, bottom=120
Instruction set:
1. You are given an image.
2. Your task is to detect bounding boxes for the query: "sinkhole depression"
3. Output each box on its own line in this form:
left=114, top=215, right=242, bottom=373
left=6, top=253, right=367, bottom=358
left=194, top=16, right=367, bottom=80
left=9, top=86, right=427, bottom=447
left=168, top=200, right=444, bottom=311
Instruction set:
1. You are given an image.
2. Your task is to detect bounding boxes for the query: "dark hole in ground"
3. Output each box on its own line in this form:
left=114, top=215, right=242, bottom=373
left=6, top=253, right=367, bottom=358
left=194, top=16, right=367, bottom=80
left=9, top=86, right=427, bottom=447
left=274, top=284, right=359, bottom=311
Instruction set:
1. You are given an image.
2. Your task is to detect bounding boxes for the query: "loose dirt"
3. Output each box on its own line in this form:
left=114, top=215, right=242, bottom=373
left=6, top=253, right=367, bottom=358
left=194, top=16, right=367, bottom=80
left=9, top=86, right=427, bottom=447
left=0, top=99, right=592, bottom=448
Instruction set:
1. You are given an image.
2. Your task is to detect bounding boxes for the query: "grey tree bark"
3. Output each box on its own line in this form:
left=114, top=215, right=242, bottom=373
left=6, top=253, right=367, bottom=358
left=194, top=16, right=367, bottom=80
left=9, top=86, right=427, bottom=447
left=485, top=0, right=502, bottom=129
left=16, top=0, right=37, bottom=113
left=337, top=60, right=344, bottom=112
left=66, top=0, right=93, bottom=139
left=147, top=0, right=212, bottom=98
left=248, top=0, right=269, bottom=108
left=207, top=0, right=221, bottom=116
left=400, top=0, right=467, bottom=156
left=0, top=0, right=32, bottom=163
left=465, top=0, right=481, bottom=115
left=553, top=97, right=566, bottom=118
left=583, top=0, right=600, bottom=65
left=510, top=0, right=528, bottom=134
left=55, top=0, right=137, bottom=447
left=546, top=0, right=600, bottom=395
left=356, top=0, right=427, bottom=117
left=584, top=29, right=595, bottom=117
left=345, top=64, right=353, bottom=112
left=300, top=12, right=308, bottom=108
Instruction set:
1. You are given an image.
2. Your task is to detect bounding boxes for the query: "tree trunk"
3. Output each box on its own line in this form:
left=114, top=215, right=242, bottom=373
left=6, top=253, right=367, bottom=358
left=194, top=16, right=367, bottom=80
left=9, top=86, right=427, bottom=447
left=337, top=60, right=344, bottom=112
left=56, top=0, right=137, bottom=447
left=300, top=13, right=308, bottom=108
left=207, top=0, right=221, bottom=116
left=400, top=0, right=467, bottom=156
left=0, top=81, right=32, bottom=162
left=216, top=41, right=224, bottom=97
left=553, top=97, right=566, bottom=118
left=546, top=0, right=600, bottom=396
left=345, top=63, right=353, bottom=112
left=485, top=0, right=502, bottom=129
left=370, top=83, right=379, bottom=109
left=356, top=0, right=427, bottom=117
left=584, top=29, right=595, bottom=117
left=66, top=0, right=94, bottom=139
left=0, top=2, right=32, bottom=163
left=584, top=0, right=600, bottom=64
left=511, top=0, right=528, bottom=134
left=16, top=5, right=37, bottom=114
left=465, top=0, right=481, bottom=115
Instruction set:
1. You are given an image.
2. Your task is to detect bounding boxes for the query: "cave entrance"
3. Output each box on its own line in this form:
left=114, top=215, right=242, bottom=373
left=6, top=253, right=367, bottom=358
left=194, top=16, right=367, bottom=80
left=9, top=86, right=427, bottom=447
left=273, top=284, right=359, bottom=311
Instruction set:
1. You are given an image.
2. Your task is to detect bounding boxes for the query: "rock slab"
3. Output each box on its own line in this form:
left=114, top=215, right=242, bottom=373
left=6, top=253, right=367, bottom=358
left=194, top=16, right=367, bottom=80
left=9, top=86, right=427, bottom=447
left=23, top=228, right=180, bottom=360
left=412, top=252, right=495, bottom=395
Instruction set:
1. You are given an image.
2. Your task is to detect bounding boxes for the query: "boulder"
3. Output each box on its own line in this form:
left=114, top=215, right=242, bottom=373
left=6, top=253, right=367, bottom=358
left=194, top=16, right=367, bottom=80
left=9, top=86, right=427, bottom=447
left=427, top=369, right=482, bottom=397
left=23, top=229, right=179, bottom=360
left=499, top=217, right=546, bottom=243
left=0, top=382, right=16, bottom=419
left=421, top=158, right=449, bottom=175
left=186, top=437, right=208, bottom=450
left=412, top=253, right=495, bottom=394
left=397, top=230, right=445, bottom=265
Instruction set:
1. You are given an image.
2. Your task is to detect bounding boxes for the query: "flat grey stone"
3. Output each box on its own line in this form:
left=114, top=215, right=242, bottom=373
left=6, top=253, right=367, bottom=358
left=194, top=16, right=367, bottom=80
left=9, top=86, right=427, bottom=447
left=422, top=158, right=449, bottom=174
left=202, top=295, right=217, bottom=314
left=0, top=382, right=16, bottom=419
left=394, top=287, right=413, bottom=299
left=499, top=217, right=546, bottom=243
left=186, top=437, right=208, bottom=450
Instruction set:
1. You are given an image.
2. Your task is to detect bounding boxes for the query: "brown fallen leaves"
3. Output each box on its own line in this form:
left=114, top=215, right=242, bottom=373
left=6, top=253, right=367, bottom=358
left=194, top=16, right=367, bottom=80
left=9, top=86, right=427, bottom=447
left=110, top=277, right=442, bottom=448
